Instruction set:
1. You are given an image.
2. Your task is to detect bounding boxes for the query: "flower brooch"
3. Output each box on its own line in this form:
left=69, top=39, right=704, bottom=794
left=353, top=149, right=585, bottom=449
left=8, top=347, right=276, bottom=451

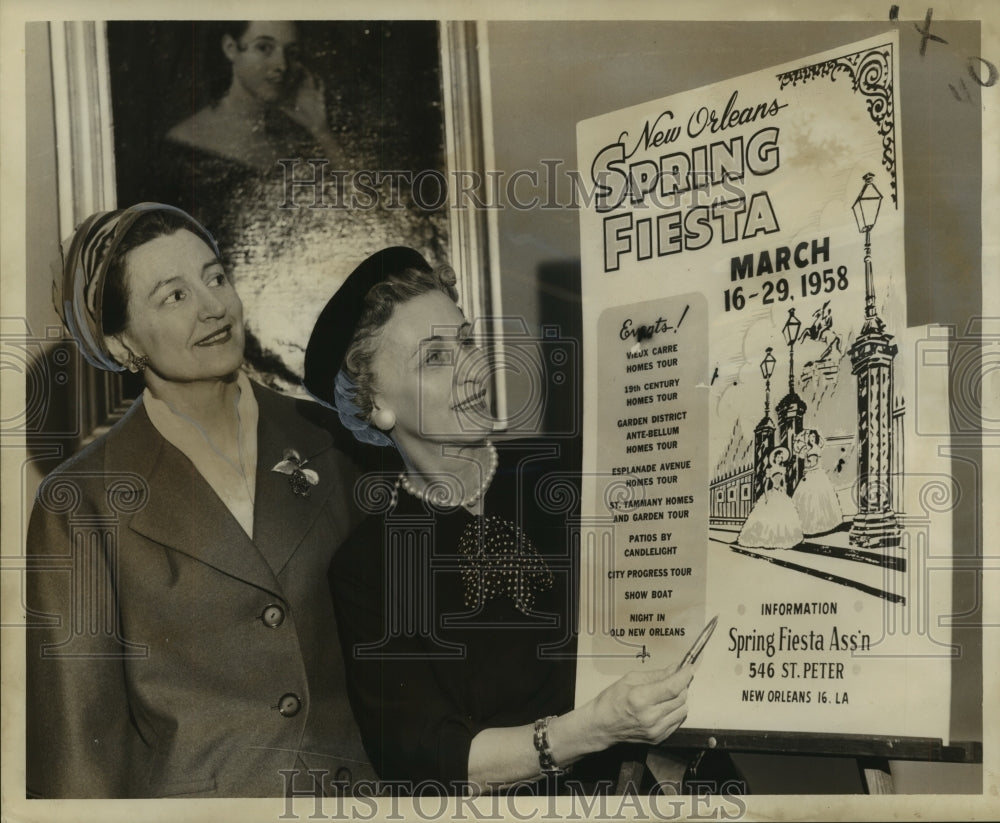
left=271, top=449, right=319, bottom=497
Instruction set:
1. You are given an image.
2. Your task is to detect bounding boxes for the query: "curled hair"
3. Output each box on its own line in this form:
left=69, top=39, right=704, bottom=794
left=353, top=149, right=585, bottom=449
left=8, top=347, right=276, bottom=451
left=335, top=264, right=460, bottom=446
left=333, top=371, right=394, bottom=448
left=768, top=446, right=791, bottom=469
left=219, top=21, right=251, bottom=42
left=209, top=22, right=252, bottom=101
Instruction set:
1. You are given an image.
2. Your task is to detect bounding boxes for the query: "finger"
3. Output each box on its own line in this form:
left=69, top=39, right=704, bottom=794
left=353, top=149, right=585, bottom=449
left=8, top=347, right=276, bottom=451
left=622, top=698, right=688, bottom=745
left=618, top=668, right=680, bottom=708
left=298, top=64, right=316, bottom=86
left=633, top=665, right=694, bottom=705
left=622, top=689, right=687, bottom=741
left=679, top=663, right=696, bottom=687
left=639, top=685, right=689, bottom=726
left=303, top=67, right=322, bottom=93
left=650, top=704, right=689, bottom=745
left=625, top=666, right=680, bottom=686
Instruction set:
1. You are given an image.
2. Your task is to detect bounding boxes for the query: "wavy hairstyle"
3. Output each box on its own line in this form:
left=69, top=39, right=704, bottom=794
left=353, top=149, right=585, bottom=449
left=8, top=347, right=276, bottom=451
left=335, top=264, right=459, bottom=447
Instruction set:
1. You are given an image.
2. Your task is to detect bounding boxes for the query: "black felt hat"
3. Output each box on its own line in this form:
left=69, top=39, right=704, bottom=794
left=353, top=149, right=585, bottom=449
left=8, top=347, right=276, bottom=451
left=304, top=246, right=433, bottom=405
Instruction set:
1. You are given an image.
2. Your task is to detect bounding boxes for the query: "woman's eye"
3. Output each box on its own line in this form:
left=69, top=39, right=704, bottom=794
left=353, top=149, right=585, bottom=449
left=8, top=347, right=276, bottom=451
left=457, top=324, right=477, bottom=348
left=424, top=348, right=450, bottom=365
left=164, top=290, right=186, bottom=305
left=255, top=41, right=275, bottom=57
left=208, top=272, right=227, bottom=287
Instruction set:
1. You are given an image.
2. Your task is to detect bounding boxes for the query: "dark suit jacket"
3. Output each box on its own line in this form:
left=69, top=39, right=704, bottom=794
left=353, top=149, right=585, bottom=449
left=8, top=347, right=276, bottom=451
left=26, top=382, right=374, bottom=798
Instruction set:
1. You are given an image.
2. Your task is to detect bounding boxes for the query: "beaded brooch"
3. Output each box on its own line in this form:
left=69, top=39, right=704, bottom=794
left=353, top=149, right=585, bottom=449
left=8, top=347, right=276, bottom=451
left=458, top=515, right=554, bottom=614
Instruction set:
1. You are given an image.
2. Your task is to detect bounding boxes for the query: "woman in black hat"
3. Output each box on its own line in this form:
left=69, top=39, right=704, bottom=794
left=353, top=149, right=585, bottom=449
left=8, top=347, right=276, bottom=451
left=26, top=203, right=372, bottom=797
left=305, top=247, right=693, bottom=794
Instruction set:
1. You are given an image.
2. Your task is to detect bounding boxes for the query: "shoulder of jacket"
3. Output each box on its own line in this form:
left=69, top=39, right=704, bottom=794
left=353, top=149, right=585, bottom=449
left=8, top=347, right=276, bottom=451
left=36, top=401, right=151, bottom=491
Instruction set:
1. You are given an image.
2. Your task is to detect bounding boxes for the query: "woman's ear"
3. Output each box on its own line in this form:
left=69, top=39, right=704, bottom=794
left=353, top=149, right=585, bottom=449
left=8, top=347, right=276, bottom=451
left=222, top=34, right=238, bottom=63
left=104, top=334, right=140, bottom=373
left=370, top=405, right=396, bottom=432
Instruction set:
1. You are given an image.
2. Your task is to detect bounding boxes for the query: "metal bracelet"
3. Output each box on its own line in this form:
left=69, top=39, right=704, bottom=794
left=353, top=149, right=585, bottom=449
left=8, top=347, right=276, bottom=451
left=532, top=715, right=565, bottom=776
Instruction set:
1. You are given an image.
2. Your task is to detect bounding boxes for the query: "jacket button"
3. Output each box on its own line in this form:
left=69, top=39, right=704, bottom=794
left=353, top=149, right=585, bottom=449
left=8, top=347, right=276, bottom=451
left=278, top=693, right=302, bottom=717
left=261, top=604, right=285, bottom=628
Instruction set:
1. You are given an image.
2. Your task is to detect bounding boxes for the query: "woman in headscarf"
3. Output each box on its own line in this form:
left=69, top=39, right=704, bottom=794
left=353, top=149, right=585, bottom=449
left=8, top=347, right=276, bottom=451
left=26, top=203, right=372, bottom=798
left=305, top=247, right=694, bottom=794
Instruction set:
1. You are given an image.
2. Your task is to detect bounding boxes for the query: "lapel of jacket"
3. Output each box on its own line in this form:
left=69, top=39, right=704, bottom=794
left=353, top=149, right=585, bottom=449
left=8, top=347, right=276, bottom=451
left=250, top=382, right=340, bottom=576
left=107, top=395, right=282, bottom=595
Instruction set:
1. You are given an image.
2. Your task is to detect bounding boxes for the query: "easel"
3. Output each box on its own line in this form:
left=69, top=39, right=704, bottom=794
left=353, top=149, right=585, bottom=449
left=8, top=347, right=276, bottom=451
left=614, top=729, right=983, bottom=794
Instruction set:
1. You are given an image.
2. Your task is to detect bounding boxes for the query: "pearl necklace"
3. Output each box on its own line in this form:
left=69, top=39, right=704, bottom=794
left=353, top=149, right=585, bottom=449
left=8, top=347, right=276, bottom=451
left=395, top=442, right=498, bottom=509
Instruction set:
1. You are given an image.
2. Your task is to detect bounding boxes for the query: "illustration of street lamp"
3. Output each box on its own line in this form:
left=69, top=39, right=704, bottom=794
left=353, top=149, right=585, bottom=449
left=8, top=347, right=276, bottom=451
left=782, top=308, right=801, bottom=395
left=852, top=172, right=885, bottom=334
left=761, top=347, right=776, bottom=418
left=753, top=347, right=777, bottom=502
left=776, top=308, right=805, bottom=494
left=848, top=172, right=900, bottom=548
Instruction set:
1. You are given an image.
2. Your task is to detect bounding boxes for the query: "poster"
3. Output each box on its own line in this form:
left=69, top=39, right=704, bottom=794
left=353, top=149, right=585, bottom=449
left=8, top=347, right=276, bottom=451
left=576, top=33, right=955, bottom=740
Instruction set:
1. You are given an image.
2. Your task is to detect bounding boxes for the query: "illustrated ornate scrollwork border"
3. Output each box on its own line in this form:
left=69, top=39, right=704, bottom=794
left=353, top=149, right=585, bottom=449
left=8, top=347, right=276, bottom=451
left=776, top=44, right=898, bottom=206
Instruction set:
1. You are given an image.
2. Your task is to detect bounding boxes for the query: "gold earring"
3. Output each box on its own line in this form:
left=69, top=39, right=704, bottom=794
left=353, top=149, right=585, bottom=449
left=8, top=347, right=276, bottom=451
left=371, top=408, right=396, bottom=431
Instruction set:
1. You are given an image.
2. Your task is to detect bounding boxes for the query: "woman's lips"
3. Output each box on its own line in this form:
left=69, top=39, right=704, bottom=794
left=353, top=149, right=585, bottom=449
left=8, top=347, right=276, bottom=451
left=453, top=387, right=488, bottom=412
left=195, top=325, right=233, bottom=346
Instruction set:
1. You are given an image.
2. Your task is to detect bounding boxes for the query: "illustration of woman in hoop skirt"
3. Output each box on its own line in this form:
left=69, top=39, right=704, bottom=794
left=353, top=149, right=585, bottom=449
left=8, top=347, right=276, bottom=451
left=737, top=447, right=804, bottom=549
left=792, top=429, right=844, bottom=536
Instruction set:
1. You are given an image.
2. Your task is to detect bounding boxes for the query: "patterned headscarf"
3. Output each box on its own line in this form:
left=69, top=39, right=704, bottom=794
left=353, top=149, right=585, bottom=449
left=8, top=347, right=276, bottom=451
left=53, top=203, right=220, bottom=372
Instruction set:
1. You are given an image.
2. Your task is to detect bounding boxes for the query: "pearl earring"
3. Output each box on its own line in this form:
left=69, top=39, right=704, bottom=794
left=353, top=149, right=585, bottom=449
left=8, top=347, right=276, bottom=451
left=371, top=408, right=396, bottom=431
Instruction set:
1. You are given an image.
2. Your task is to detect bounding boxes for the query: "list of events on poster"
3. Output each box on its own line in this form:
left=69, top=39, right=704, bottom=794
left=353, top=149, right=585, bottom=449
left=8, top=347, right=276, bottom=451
left=594, top=294, right=708, bottom=667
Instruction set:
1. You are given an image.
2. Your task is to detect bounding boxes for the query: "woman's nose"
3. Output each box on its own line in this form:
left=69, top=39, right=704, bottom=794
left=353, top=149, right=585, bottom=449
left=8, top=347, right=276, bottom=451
left=457, top=343, right=491, bottom=385
left=273, top=47, right=288, bottom=72
left=197, top=287, right=227, bottom=319
left=455, top=339, right=483, bottom=370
